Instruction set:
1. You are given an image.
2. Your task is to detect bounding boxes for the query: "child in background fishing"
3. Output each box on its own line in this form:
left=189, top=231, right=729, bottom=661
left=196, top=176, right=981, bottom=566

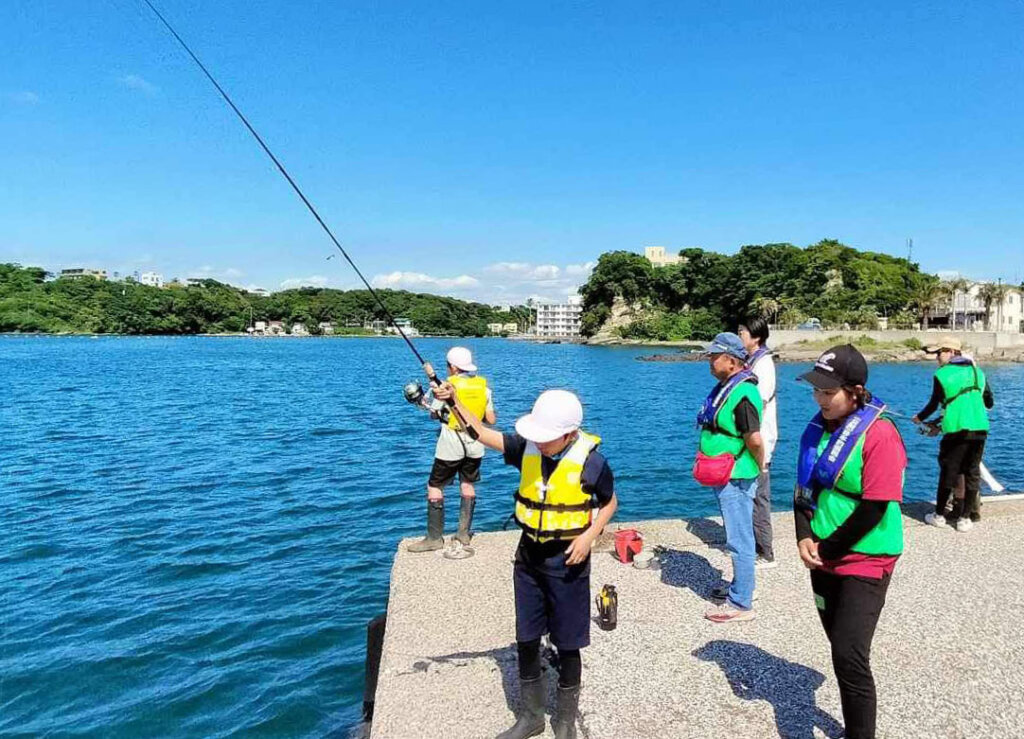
left=408, top=347, right=496, bottom=553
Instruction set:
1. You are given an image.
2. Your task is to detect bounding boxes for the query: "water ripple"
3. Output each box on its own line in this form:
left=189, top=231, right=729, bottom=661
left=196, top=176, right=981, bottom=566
left=2, top=336, right=1022, bottom=736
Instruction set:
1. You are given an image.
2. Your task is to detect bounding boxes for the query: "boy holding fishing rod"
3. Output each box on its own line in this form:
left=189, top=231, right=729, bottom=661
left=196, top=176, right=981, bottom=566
left=433, top=381, right=618, bottom=739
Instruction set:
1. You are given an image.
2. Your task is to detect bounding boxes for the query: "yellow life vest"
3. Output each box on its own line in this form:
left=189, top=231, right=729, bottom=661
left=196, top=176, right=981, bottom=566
left=515, top=431, right=601, bottom=542
left=447, top=374, right=489, bottom=430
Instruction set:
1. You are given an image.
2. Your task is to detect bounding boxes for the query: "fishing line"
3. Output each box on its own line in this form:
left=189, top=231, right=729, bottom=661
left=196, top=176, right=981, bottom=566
left=138, top=0, right=477, bottom=435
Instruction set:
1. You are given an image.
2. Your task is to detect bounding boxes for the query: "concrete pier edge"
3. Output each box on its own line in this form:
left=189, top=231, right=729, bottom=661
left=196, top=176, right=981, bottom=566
left=370, top=495, right=1024, bottom=738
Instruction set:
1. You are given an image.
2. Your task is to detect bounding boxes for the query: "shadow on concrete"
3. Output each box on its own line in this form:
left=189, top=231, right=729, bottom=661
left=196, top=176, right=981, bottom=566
left=400, top=644, right=521, bottom=712
left=401, top=643, right=560, bottom=718
left=658, top=548, right=725, bottom=602
left=693, top=640, right=844, bottom=739
left=901, top=500, right=935, bottom=524
left=686, top=517, right=727, bottom=548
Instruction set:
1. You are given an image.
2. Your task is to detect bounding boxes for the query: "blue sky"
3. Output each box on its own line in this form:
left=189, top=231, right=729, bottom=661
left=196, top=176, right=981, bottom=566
left=3, top=0, right=1023, bottom=302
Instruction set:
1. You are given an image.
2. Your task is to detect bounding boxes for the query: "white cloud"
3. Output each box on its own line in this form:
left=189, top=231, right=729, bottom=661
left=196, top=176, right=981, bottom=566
left=280, top=275, right=330, bottom=289
left=565, top=261, right=596, bottom=277
left=119, top=74, right=158, bottom=95
left=367, top=261, right=593, bottom=305
left=224, top=267, right=244, bottom=278
left=485, top=262, right=532, bottom=273
left=8, top=91, right=40, bottom=105
left=371, top=271, right=480, bottom=290
left=484, top=262, right=562, bottom=280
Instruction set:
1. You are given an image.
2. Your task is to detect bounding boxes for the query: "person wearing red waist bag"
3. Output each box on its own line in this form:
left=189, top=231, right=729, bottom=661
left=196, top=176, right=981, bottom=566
left=794, top=345, right=906, bottom=739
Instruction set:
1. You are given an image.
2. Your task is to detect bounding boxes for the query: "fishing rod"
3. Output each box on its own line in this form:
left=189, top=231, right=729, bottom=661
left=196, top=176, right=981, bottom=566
left=138, top=0, right=478, bottom=438
left=885, top=404, right=1006, bottom=492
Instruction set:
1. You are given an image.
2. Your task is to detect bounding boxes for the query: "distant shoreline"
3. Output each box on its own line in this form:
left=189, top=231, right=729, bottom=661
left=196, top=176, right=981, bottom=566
left=4, top=331, right=1024, bottom=362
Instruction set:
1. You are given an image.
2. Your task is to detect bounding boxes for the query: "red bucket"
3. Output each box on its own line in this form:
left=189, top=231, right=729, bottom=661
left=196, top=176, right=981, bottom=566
left=614, top=529, right=643, bottom=563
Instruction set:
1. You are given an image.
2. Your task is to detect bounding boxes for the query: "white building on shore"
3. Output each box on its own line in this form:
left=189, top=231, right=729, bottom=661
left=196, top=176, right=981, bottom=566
left=139, top=271, right=163, bottom=288
left=534, top=294, right=583, bottom=337
left=943, top=281, right=1023, bottom=333
left=387, top=318, right=420, bottom=337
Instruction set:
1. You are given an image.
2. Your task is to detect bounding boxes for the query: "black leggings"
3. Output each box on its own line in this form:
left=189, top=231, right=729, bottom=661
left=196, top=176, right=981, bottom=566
left=517, top=638, right=582, bottom=688
left=810, top=570, right=891, bottom=739
left=936, top=433, right=986, bottom=518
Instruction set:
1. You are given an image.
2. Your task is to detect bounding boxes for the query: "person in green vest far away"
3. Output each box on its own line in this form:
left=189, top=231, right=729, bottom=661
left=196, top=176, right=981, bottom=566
left=432, top=383, right=618, bottom=739
left=408, top=347, right=496, bottom=552
left=911, top=337, right=994, bottom=533
left=693, top=332, right=764, bottom=623
left=738, top=317, right=778, bottom=569
left=795, top=345, right=906, bottom=739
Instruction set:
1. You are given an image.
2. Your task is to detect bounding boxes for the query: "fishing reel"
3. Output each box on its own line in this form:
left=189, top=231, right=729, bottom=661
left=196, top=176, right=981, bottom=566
left=918, top=420, right=942, bottom=438
left=403, top=381, right=450, bottom=423
left=403, top=381, right=426, bottom=406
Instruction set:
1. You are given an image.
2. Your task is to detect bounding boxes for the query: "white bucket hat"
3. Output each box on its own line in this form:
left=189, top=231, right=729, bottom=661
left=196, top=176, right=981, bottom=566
left=515, top=389, right=583, bottom=443
left=446, top=346, right=477, bottom=373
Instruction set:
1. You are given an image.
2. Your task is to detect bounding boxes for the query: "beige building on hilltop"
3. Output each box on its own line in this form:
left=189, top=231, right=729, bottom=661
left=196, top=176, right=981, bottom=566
left=644, top=246, right=685, bottom=267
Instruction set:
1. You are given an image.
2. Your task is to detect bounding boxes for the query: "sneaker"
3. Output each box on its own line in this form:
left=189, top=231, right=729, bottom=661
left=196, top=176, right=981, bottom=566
left=711, top=583, right=758, bottom=602
left=704, top=602, right=756, bottom=623
left=955, top=518, right=974, bottom=533
left=755, top=556, right=778, bottom=570
left=924, top=513, right=947, bottom=528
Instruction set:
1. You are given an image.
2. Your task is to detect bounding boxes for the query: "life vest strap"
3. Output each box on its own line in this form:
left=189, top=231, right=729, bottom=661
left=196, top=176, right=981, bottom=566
left=941, top=363, right=982, bottom=408
left=824, top=485, right=862, bottom=502
left=517, top=520, right=591, bottom=541
left=942, top=385, right=981, bottom=407
left=514, top=492, right=593, bottom=513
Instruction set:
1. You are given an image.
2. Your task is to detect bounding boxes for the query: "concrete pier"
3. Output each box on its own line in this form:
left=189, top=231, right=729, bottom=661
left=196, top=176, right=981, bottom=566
left=370, top=499, right=1024, bottom=738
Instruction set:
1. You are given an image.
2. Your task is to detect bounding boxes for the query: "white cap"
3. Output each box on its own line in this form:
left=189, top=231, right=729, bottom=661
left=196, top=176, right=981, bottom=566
left=446, top=346, right=477, bottom=373
left=515, top=390, right=583, bottom=443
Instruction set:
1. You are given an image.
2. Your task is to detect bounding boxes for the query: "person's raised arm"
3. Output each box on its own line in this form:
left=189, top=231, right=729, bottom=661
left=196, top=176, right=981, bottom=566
left=912, top=377, right=943, bottom=424
left=433, top=381, right=504, bottom=452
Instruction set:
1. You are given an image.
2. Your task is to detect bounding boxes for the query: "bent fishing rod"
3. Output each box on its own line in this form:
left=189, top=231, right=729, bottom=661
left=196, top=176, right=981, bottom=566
left=139, top=0, right=478, bottom=438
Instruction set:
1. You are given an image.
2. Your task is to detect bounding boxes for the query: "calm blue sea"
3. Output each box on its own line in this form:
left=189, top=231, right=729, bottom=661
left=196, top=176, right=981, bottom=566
left=3, top=336, right=1022, bottom=736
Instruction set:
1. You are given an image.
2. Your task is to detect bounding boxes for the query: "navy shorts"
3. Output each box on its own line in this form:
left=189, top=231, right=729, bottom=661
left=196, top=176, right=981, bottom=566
left=513, top=542, right=591, bottom=651
left=428, top=456, right=481, bottom=488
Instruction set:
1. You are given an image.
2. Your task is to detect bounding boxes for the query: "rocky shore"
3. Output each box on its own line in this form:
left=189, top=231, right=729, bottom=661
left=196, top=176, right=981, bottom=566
left=634, top=345, right=1024, bottom=363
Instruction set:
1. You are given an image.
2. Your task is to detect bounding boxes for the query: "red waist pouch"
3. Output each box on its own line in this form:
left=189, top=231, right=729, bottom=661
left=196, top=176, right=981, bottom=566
left=692, top=451, right=736, bottom=487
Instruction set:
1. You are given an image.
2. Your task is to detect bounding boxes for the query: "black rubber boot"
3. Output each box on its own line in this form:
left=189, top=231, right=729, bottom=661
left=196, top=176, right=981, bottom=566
left=454, top=496, right=476, bottom=546
left=496, top=675, right=546, bottom=739
left=552, top=684, right=580, bottom=739
left=406, top=500, right=444, bottom=553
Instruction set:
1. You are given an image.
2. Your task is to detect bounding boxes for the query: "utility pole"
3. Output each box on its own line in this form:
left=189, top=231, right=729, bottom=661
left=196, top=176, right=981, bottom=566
left=906, top=238, right=913, bottom=263
left=998, top=278, right=1003, bottom=331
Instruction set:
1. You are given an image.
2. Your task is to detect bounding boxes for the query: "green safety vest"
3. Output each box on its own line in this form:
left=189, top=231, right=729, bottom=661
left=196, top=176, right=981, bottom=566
left=810, top=419, right=904, bottom=556
left=698, top=380, right=762, bottom=480
left=936, top=362, right=989, bottom=434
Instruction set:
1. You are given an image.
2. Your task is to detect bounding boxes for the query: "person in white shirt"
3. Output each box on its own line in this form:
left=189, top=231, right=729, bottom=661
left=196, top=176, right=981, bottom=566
left=407, top=347, right=496, bottom=553
left=739, top=317, right=778, bottom=567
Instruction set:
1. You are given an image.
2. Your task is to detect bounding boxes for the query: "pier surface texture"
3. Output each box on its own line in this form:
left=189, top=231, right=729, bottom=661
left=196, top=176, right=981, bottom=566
left=371, top=500, right=1024, bottom=738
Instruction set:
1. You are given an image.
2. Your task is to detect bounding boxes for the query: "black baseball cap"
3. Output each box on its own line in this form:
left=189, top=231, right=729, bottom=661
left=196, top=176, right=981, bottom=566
left=799, top=344, right=868, bottom=389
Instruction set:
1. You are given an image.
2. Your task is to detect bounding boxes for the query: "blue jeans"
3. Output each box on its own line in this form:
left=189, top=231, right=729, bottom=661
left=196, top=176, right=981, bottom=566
left=715, top=478, right=758, bottom=610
